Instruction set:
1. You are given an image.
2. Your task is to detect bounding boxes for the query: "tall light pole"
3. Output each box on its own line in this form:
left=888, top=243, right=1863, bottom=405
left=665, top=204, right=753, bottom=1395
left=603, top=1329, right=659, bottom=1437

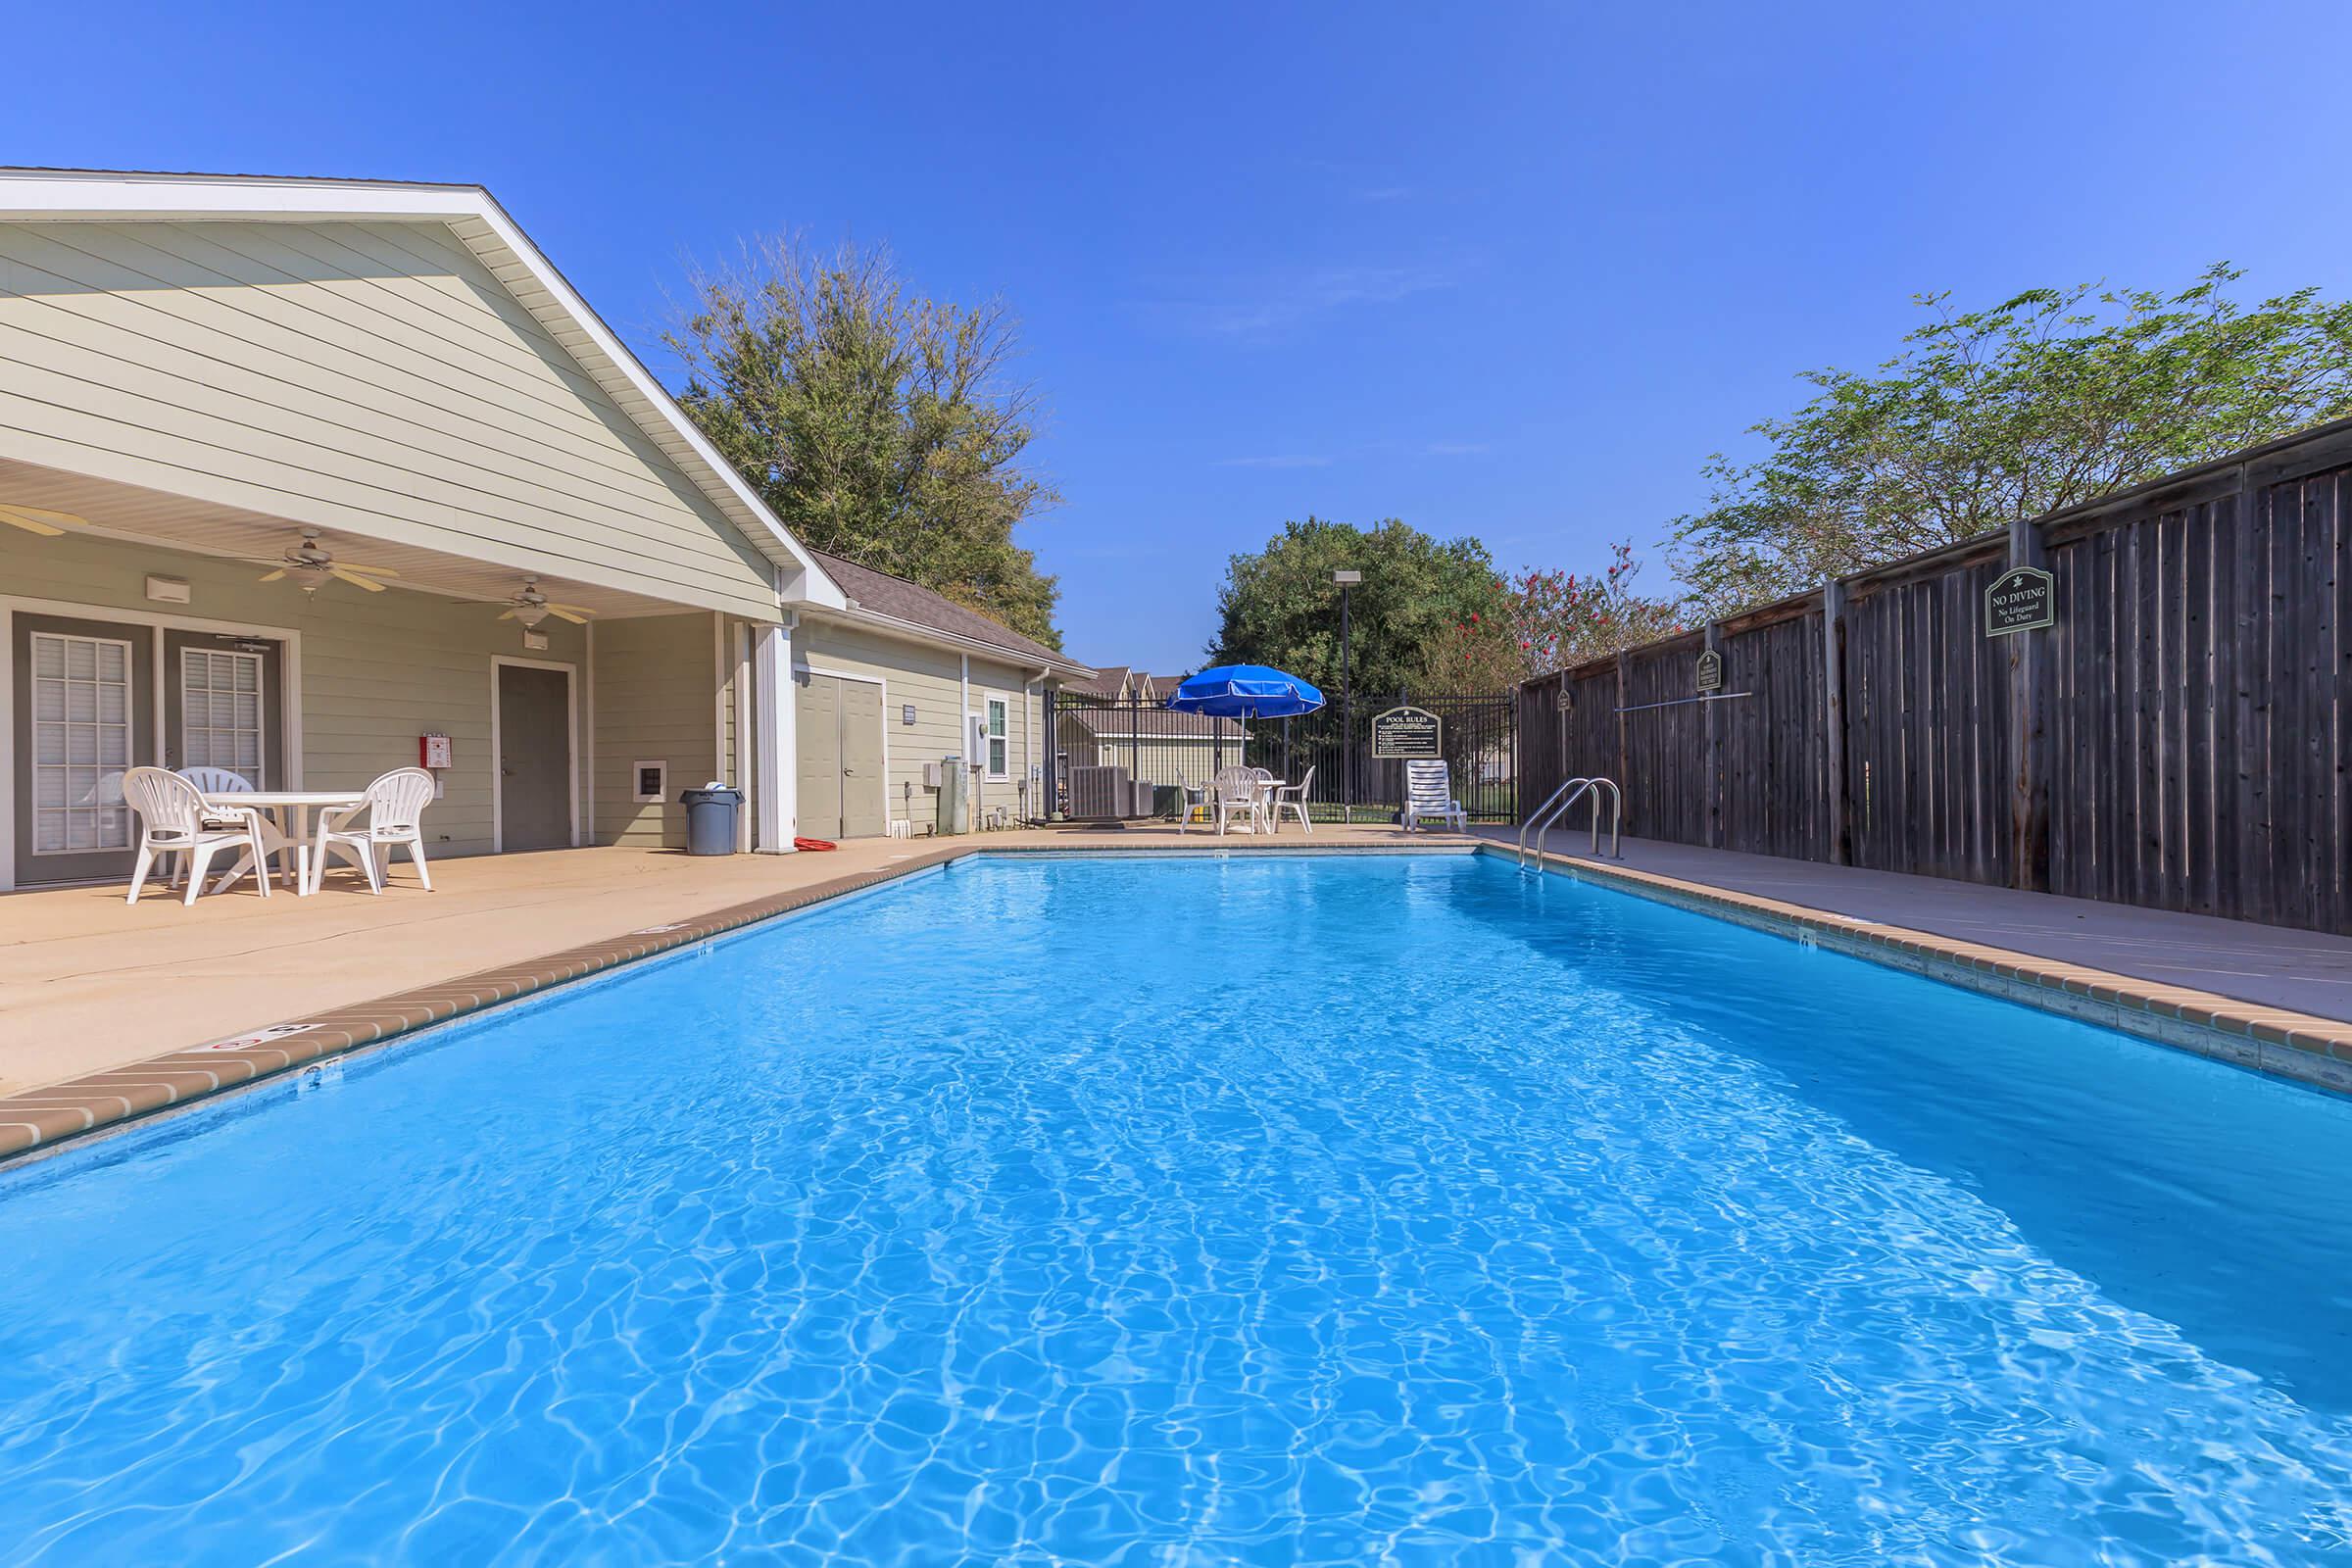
left=1334, top=568, right=1360, bottom=824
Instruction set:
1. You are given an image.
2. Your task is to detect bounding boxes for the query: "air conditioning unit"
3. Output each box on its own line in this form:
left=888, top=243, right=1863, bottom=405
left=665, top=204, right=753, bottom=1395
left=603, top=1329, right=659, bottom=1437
left=1068, top=764, right=1137, bottom=819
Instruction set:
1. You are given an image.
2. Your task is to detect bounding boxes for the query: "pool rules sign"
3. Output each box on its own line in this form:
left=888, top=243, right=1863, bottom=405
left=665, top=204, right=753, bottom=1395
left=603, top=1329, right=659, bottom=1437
left=1984, top=565, right=2055, bottom=636
left=1371, top=706, right=1443, bottom=760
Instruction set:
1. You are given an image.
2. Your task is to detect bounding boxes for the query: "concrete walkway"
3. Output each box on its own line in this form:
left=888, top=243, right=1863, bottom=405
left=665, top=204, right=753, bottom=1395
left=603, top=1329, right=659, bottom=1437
left=1487, top=827, right=2352, bottom=1023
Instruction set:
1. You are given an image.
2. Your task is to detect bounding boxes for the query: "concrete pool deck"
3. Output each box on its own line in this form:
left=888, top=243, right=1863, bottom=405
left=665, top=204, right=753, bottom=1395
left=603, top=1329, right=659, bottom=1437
left=3, top=818, right=2349, bottom=1165
left=1494, top=826, right=2352, bottom=1021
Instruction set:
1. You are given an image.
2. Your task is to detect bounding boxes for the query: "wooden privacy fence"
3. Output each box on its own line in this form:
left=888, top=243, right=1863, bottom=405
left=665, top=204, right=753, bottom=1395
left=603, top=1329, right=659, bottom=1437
left=1518, top=418, right=2352, bottom=936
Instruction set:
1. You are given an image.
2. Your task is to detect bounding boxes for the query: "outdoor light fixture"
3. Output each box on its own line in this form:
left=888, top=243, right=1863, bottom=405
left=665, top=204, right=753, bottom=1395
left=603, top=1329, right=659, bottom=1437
left=1332, top=569, right=1361, bottom=585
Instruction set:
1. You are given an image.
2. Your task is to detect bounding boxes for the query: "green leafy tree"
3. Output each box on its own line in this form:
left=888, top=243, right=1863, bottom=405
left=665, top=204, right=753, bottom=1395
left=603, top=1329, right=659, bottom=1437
left=1208, top=517, right=1509, bottom=699
left=665, top=237, right=1063, bottom=647
left=1671, top=265, right=2352, bottom=616
left=1434, top=547, right=1685, bottom=689
left=1503, top=545, right=1686, bottom=672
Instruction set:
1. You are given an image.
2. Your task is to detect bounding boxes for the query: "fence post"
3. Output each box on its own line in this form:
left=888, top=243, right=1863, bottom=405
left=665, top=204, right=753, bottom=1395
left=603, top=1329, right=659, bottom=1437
left=1554, top=673, right=1569, bottom=820
left=1614, top=649, right=1632, bottom=837
left=1821, top=580, right=1849, bottom=865
left=2007, top=516, right=2052, bottom=891
left=1702, top=621, right=1725, bottom=848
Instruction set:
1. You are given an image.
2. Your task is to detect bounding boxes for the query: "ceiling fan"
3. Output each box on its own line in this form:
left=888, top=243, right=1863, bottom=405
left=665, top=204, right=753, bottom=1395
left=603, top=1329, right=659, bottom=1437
left=255, top=530, right=399, bottom=595
left=500, top=576, right=594, bottom=627
left=0, top=502, right=86, bottom=537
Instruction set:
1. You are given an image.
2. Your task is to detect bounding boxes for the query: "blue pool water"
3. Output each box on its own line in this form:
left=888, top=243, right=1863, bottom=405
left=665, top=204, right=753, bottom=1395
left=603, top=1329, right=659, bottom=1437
left=2, top=853, right=2350, bottom=1565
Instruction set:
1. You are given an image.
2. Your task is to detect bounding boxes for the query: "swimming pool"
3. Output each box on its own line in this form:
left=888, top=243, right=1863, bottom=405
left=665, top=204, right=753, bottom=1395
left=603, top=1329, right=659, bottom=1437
left=1, top=852, right=2348, bottom=1564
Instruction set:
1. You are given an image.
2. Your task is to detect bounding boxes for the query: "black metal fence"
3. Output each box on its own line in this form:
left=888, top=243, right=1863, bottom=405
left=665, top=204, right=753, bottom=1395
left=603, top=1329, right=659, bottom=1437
left=1045, top=689, right=1517, bottom=824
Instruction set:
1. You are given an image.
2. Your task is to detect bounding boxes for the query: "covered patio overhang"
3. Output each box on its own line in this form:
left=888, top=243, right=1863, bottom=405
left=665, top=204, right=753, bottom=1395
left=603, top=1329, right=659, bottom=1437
left=0, top=457, right=789, bottom=891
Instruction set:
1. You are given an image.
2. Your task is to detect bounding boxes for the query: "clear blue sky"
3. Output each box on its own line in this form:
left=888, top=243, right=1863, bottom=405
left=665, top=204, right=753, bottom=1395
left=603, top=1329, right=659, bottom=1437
left=6, top=1, right=2348, bottom=670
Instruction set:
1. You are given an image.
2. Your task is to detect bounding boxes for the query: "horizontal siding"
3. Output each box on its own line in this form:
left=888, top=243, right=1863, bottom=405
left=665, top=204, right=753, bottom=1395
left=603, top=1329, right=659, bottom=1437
left=2, top=530, right=587, bottom=861
left=0, top=220, right=777, bottom=618
left=592, top=612, right=719, bottom=848
left=795, top=620, right=1045, bottom=827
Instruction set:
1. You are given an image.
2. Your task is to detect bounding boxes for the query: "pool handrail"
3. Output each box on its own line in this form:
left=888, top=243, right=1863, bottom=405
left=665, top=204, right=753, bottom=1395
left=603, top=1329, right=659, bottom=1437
left=1517, top=775, right=1622, bottom=868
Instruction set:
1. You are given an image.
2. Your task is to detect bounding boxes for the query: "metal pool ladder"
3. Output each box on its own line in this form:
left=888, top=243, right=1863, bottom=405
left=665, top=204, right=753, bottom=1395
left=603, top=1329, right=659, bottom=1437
left=1517, top=775, right=1622, bottom=869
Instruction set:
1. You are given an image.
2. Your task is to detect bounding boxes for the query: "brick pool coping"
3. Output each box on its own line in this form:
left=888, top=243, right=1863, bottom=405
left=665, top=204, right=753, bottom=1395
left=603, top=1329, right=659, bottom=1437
left=2, top=835, right=2344, bottom=1167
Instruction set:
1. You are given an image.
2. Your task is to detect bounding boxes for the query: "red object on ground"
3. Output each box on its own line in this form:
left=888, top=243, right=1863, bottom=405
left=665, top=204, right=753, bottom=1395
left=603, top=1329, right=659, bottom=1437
left=793, top=836, right=838, bottom=852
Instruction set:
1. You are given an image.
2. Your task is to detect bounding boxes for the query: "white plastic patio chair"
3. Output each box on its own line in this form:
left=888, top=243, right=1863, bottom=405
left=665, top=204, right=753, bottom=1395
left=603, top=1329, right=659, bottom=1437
left=1269, top=765, right=1316, bottom=835
left=1401, top=760, right=1468, bottom=833
left=1209, top=766, right=1267, bottom=835
left=1173, top=771, right=1211, bottom=832
left=122, top=766, right=273, bottom=906
left=308, top=767, right=436, bottom=895
left=177, top=766, right=255, bottom=796
left=177, top=766, right=299, bottom=891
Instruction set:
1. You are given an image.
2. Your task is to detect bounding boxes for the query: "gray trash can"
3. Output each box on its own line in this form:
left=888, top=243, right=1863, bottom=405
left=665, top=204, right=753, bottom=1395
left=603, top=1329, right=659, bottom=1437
left=678, top=785, right=743, bottom=856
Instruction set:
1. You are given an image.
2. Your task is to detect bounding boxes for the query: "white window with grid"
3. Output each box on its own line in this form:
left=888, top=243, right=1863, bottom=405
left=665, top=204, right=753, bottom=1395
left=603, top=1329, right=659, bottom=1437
left=985, top=697, right=1009, bottom=779
left=180, top=648, right=265, bottom=780
left=29, top=632, right=133, bottom=855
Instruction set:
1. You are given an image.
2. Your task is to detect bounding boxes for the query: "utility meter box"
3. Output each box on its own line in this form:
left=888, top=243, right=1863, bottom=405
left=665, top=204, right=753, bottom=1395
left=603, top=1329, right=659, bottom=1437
left=935, top=754, right=969, bottom=836
left=921, top=760, right=944, bottom=791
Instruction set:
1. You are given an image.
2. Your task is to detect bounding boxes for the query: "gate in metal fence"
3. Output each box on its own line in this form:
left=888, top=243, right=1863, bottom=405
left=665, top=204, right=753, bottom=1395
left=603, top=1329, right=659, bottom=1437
left=1045, top=689, right=1516, bottom=824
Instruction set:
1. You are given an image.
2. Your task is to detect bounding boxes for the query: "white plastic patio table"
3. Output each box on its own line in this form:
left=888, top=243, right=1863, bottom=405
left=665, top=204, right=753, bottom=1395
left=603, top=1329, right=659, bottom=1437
left=201, top=790, right=366, bottom=897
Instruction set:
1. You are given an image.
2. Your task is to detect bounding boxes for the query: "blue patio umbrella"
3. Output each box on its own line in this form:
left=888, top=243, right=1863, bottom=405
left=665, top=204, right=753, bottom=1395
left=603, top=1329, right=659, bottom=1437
left=1162, top=664, right=1325, bottom=719
left=1162, top=664, right=1323, bottom=824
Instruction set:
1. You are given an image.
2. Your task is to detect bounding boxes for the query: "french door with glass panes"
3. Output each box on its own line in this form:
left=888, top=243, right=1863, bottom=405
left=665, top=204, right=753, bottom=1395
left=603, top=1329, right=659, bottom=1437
left=11, top=613, right=157, bottom=886
left=175, top=646, right=265, bottom=777
left=161, top=631, right=283, bottom=789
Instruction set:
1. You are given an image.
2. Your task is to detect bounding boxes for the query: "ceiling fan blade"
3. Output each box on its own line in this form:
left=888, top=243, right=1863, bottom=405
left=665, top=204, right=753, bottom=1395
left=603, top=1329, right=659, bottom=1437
left=0, top=512, right=65, bottom=537
left=0, top=503, right=82, bottom=530
left=329, top=565, right=388, bottom=593
left=546, top=607, right=591, bottom=625
left=498, top=609, right=519, bottom=620
left=258, top=568, right=288, bottom=583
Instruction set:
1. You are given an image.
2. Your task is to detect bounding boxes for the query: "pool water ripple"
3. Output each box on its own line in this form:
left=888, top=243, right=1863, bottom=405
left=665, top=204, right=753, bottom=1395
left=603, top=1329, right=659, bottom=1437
left=0, top=855, right=2349, bottom=1564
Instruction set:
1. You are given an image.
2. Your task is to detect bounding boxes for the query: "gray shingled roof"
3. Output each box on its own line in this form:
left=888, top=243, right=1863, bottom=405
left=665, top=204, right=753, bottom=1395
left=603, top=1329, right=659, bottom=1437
left=811, top=551, right=1076, bottom=670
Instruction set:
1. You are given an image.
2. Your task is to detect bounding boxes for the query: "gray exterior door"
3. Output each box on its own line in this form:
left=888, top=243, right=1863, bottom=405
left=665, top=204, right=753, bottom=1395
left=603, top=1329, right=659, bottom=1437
left=796, top=673, right=887, bottom=841
left=839, top=679, right=886, bottom=838
left=797, top=673, right=844, bottom=841
left=496, top=663, right=572, bottom=852
left=11, top=612, right=157, bottom=886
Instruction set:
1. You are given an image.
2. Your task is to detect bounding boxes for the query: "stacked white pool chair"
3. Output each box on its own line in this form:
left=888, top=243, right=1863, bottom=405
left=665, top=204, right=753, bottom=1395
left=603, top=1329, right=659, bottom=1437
left=1401, top=760, right=1468, bottom=833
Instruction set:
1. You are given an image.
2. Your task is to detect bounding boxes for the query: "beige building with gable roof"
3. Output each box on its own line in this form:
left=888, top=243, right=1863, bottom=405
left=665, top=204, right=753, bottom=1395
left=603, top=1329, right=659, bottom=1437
left=0, top=169, right=1087, bottom=890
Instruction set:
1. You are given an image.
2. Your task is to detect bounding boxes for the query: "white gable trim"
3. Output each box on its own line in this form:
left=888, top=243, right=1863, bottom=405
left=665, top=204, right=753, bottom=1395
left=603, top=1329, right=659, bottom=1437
left=0, top=168, right=847, bottom=613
